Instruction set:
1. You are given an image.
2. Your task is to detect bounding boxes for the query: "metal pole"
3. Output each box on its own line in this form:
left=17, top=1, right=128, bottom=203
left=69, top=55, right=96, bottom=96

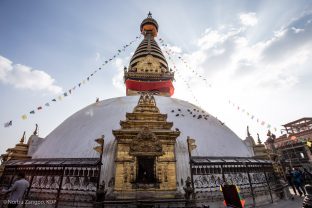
left=8, top=167, right=17, bottom=187
left=221, top=165, right=225, bottom=183
left=245, top=163, right=255, bottom=206
left=285, top=149, right=293, bottom=169
left=0, top=166, right=8, bottom=186
left=55, top=166, right=65, bottom=208
left=97, top=142, right=104, bottom=190
left=290, top=142, right=297, bottom=165
left=187, top=138, right=195, bottom=194
left=24, top=167, right=37, bottom=208
left=262, top=165, right=273, bottom=203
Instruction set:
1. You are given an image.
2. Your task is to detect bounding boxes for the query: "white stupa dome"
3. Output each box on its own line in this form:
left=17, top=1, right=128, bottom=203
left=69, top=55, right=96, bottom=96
left=32, top=95, right=252, bottom=185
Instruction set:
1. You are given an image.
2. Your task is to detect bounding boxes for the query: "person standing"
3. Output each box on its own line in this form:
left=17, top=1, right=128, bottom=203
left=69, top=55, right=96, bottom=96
left=292, top=168, right=306, bottom=196
left=286, top=169, right=297, bottom=195
left=303, top=168, right=312, bottom=184
left=2, top=172, right=29, bottom=208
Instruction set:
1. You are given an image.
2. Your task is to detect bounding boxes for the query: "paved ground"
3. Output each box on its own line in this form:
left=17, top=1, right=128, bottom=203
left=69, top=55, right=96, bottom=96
left=257, top=188, right=304, bottom=208
left=257, top=195, right=303, bottom=208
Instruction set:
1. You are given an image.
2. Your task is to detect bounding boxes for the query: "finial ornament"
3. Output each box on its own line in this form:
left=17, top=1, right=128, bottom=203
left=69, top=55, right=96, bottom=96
left=94, top=135, right=105, bottom=153
left=267, top=130, right=271, bottom=137
left=33, top=123, right=38, bottom=135
left=257, top=133, right=262, bottom=144
left=20, top=131, right=26, bottom=143
left=247, top=126, right=251, bottom=137
left=148, top=11, right=152, bottom=18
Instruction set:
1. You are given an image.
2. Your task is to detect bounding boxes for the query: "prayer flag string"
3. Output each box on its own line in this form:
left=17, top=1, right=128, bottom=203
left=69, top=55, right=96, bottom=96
left=164, top=48, right=226, bottom=126
left=159, top=37, right=279, bottom=132
left=3, top=35, right=142, bottom=128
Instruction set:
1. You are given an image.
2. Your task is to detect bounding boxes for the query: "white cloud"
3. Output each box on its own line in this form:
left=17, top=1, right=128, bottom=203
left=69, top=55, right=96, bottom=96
left=173, top=12, right=312, bottom=93
left=112, top=58, right=127, bottom=92
left=197, top=29, right=226, bottom=50
left=0, top=55, right=13, bottom=79
left=239, top=12, right=258, bottom=26
left=158, top=12, right=312, bottom=140
left=165, top=43, right=182, bottom=54
left=291, top=26, right=304, bottom=33
left=95, top=52, right=101, bottom=61
left=0, top=55, right=62, bottom=94
left=274, top=28, right=287, bottom=38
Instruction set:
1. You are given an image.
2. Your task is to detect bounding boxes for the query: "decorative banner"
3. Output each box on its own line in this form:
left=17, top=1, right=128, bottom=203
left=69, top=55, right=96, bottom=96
left=3, top=35, right=142, bottom=128
left=229, top=100, right=278, bottom=132
left=166, top=51, right=226, bottom=127
left=160, top=37, right=279, bottom=133
left=4, top=120, right=12, bottom=128
left=163, top=49, right=201, bottom=107
left=158, top=38, right=212, bottom=88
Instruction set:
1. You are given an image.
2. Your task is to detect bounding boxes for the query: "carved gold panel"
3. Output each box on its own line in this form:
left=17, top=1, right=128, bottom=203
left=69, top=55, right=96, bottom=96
left=136, top=55, right=162, bottom=74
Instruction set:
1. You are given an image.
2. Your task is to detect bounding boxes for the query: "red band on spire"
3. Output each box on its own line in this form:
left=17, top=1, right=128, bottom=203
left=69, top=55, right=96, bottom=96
left=126, top=79, right=174, bottom=96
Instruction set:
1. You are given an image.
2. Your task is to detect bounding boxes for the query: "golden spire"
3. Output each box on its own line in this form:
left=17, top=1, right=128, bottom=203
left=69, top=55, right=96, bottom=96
left=33, top=124, right=38, bottom=135
left=247, top=126, right=251, bottom=137
left=124, top=13, right=175, bottom=97
left=19, top=131, right=26, bottom=144
left=1, top=131, right=30, bottom=162
left=257, top=133, right=262, bottom=144
left=140, top=11, right=159, bottom=37
left=148, top=11, right=152, bottom=18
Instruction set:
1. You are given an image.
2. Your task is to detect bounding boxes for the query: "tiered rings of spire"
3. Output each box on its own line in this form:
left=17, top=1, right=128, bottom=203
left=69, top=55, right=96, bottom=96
left=124, top=12, right=175, bottom=97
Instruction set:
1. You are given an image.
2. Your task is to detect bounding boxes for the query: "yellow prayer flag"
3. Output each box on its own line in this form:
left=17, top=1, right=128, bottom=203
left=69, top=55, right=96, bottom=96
left=236, top=186, right=240, bottom=193
left=95, top=136, right=104, bottom=145
left=21, top=115, right=27, bottom=120
left=188, top=138, right=196, bottom=144
left=190, top=144, right=197, bottom=151
left=93, top=146, right=103, bottom=153
left=307, top=141, right=311, bottom=147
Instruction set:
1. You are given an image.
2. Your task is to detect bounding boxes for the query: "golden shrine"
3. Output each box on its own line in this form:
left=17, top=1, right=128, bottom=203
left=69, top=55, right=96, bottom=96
left=112, top=93, right=180, bottom=198
left=0, top=132, right=30, bottom=162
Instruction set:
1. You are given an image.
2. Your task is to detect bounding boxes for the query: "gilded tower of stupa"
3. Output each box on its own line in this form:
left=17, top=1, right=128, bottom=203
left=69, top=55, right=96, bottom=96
left=124, top=12, right=175, bottom=96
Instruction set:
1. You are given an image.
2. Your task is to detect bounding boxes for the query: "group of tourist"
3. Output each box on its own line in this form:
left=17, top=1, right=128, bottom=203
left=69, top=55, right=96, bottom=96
left=286, top=167, right=312, bottom=197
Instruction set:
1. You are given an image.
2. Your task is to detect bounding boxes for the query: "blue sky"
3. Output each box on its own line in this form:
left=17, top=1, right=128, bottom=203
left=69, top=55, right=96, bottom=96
left=1, top=0, right=312, bottom=154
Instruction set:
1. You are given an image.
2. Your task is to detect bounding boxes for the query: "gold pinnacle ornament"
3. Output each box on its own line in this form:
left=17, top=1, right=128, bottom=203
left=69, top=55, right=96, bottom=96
left=94, top=135, right=104, bottom=153
left=187, top=136, right=197, bottom=152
